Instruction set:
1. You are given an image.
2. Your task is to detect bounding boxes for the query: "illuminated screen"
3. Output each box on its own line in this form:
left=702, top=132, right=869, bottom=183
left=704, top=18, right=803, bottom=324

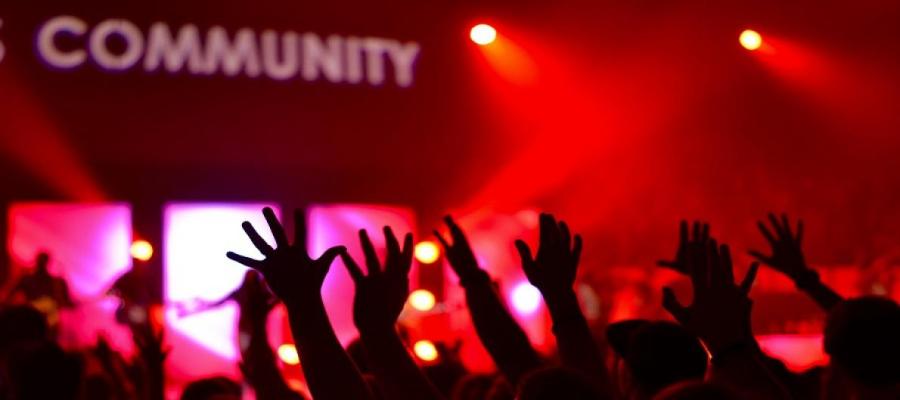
left=163, top=203, right=280, bottom=388
left=6, top=202, right=133, bottom=352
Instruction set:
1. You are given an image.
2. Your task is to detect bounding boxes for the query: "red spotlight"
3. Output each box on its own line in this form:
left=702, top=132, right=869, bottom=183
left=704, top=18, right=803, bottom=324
left=740, top=29, right=763, bottom=51
left=470, top=24, right=497, bottom=45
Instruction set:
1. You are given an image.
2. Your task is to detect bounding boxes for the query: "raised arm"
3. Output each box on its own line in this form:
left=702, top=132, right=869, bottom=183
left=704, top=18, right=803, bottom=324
left=749, top=213, right=843, bottom=311
left=226, top=207, right=372, bottom=400
left=434, top=216, right=542, bottom=385
left=514, top=213, right=609, bottom=392
left=662, top=238, right=790, bottom=399
left=342, top=227, right=443, bottom=400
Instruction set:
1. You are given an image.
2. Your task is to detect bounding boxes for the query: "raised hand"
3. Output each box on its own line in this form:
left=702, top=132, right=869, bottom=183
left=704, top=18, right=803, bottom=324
left=748, top=213, right=808, bottom=280
left=434, top=215, right=486, bottom=284
left=662, top=240, right=759, bottom=355
left=226, top=207, right=344, bottom=306
left=657, top=220, right=710, bottom=275
left=514, top=213, right=583, bottom=297
left=341, top=227, right=414, bottom=333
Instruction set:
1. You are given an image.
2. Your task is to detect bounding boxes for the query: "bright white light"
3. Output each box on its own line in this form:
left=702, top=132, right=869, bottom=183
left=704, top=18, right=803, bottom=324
left=414, top=340, right=439, bottom=362
left=130, top=240, right=154, bottom=261
left=408, top=289, right=436, bottom=311
left=511, top=282, right=542, bottom=314
left=739, top=29, right=763, bottom=51
left=277, top=343, right=300, bottom=365
left=470, top=24, right=497, bottom=45
left=414, top=241, right=440, bottom=264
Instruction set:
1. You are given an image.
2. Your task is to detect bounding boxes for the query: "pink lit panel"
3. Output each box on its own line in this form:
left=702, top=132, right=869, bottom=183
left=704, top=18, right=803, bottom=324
left=6, top=202, right=133, bottom=352
left=308, top=204, right=416, bottom=345
left=758, top=334, right=828, bottom=372
left=163, top=203, right=280, bottom=388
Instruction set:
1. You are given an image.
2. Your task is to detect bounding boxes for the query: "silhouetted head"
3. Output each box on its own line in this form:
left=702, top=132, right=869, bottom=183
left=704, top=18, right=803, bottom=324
left=824, top=296, right=900, bottom=388
left=518, top=366, right=607, bottom=400
left=652, top=381, right=740, bottom=400
left=5, top=340, right=82, bottom=400
left=0, top=305, right=49, bottom=353
left=607, top=319, right=708, bottom=398
left=180, top=376, right=241, bottom=400
left=35, top=252, right=50, bottom=274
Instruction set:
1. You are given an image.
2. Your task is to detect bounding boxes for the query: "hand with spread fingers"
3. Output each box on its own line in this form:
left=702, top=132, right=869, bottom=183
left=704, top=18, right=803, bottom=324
left=514, top=213, right=583, bottom=298
left=749, top=213, right=808, bottom=280
left=226, top=207, right=344, bottom=307
left=662, top=240, right=759, bottom=355
left=341, top=227, right=414, bottom=334
left=434, top=216, right=486, bottom=285
left=657, top=220, right=710, bottom=275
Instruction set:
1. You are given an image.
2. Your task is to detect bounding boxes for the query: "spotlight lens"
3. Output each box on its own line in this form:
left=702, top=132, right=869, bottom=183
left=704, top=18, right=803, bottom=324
left=277, top=343, right=300, bottom=365
left=739, top=29, right=762, bottom=51
left=130, top=240, right=154, bottom=261
left=470, top=24, right=497, bottom=45
left=414, top=340, right=439, bottom=362
left=511, top=282, right=542, bottom=314
left=414, top=241, right=441, bottom=264
left=408, top=289, right=436, bottom=311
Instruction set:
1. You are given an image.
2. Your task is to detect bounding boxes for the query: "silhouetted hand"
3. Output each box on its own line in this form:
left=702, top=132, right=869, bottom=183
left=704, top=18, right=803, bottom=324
left=227, top=207, right=344, bottom=307
left=514, top=213, right=583, bottom=298
left=662, top=240, right=759, bottom=355
left=342, top=227, right=414, bottom=334
left=748, top=213, right=809, bottom=280
left=434, top=216, right=485, bottom=285
left=657, top=220, right=710, bottom=275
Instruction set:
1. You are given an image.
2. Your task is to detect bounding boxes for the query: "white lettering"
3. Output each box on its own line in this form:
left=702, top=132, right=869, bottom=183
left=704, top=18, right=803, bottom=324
left=143, top=23, right=205, bottom=74
left=0, top=19, right=5, bottom=64
left=302, top=33, right=343, bottom=83
left=361, top=37, right=391, bottom=85
left=36, top=15, right=88, bottom=69
left=386, top=41, right=420, bottom=87
left=202, top=27, right=261, bottom=77
left=344, top=36, right=363, bottom=84
left=261, top=30, right=299, bottom=80
left=89, top=19, right=144, bottom=70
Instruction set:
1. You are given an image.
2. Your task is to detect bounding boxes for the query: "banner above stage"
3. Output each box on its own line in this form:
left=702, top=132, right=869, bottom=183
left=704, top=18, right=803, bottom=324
left=1, top=15, right=422, bottom=88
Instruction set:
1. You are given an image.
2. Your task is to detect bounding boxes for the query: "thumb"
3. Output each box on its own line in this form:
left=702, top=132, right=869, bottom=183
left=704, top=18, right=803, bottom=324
left=662, top=287, right=688, bottom=323
left=317, top=245, right=346, bottom=266
left=514, top=240, right=535, bottom=267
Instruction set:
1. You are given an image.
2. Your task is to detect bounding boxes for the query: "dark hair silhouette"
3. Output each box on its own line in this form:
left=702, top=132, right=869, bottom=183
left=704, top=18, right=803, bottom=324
left=518, top=366, right=608, bottom=400
left=180, top=376, right=242, bottom=400
left=824, top=296, right=900, bottom=387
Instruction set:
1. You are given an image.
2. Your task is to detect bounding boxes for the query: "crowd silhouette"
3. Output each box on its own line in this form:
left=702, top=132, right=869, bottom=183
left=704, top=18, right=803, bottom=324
left=0, top=208, right=898, bottom=399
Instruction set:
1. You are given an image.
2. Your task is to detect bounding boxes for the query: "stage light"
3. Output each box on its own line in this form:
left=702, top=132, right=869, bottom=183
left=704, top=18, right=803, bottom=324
left=740, top=29, right=762, bottom=51
left=408, top=289, right=436, bottom=311
left=277, top=343, right=300, bottom=365
left=470, top=24, right=497, bottom=45
left=414, top=241, right=441, bottom=264
left=130, top=239, right=154, bottom=261
left=413, top=340, right=439, bottom=362
left=511, top=282, right=542, bottom=314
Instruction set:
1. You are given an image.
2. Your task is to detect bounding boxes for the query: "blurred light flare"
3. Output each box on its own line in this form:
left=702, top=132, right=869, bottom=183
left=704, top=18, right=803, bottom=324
left=413, top=340, right=439, bottom=362
left=414, top=241, right=441, bottom=264
left=740, top=29, right=763, bottom=51
left=470, top=24, right=497, bottom=45
left=130, top=239, right=154, bottom=261
left=511, top=282, right=542, bottom=314
left=277, top=343, right=300, bottom=365
left=408, top=289, right=436, bottom=311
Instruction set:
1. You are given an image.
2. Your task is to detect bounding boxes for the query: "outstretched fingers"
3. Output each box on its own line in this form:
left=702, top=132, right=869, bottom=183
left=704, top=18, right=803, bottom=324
left=263, top=207, right=288, bottom=249
left=515, top=239, right=535, bottom=268
left=740, top=262, right=760, bottom=296
left=227, top=252, right=263, bottom=270
left=662, top=287, right=689, bottom=323
left=340, top=250, right=366, bottom=283
left=359, top=229, right=382, bottom=275
left=242, top=221, right=274, bottom=256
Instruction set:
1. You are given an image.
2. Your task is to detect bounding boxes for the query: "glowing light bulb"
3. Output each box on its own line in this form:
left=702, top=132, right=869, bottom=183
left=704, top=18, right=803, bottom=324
left=130, top=240, right=154, bottom=261
left=470, top=24, right=497, bottom=45
left=408, top=289, right=436, bottom=311
left=278, top=343, right=300, bottom=365
left=739, top=29, right=762, bottom=51
left=414, top=241, right=441, bottom=264
left=414, top=340, right=439, bottom=362
left=511, top=282, right=542, bottom=314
